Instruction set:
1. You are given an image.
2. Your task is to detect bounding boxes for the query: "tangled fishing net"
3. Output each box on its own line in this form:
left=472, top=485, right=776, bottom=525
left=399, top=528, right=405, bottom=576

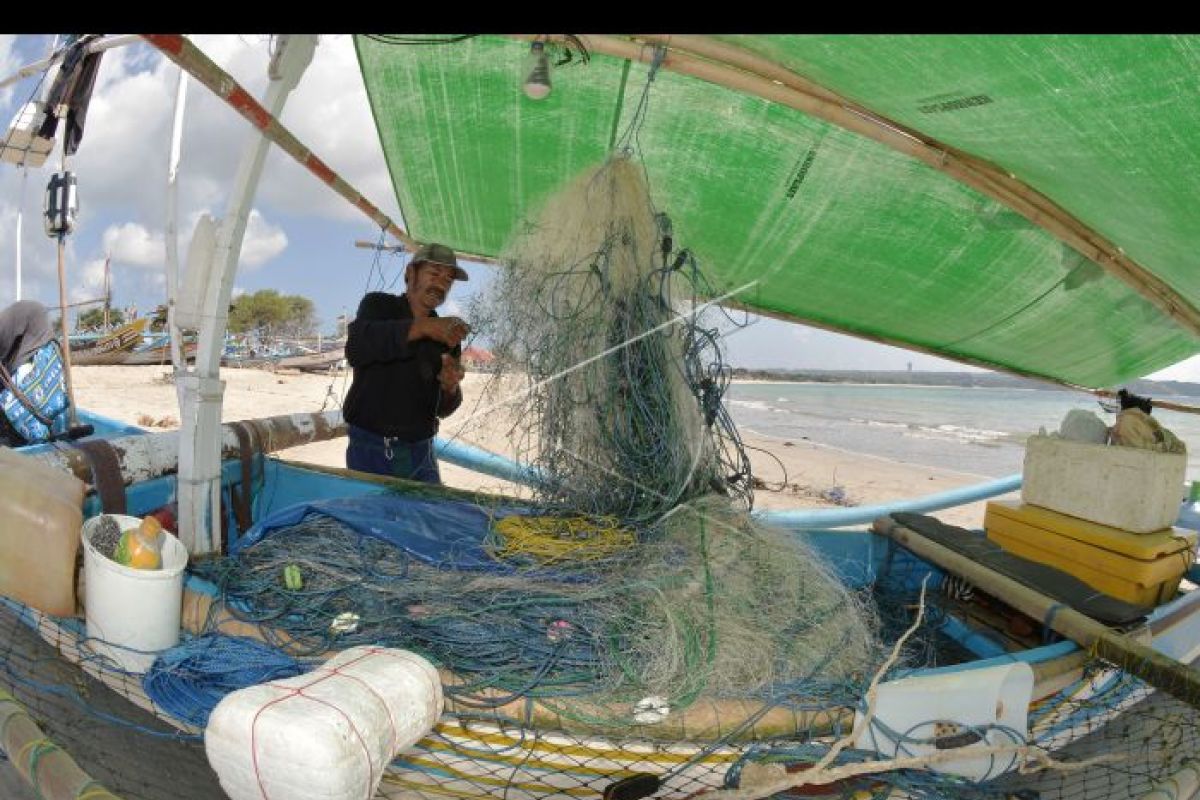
left=193, top=155, right=884, bottom=734
left=470, top=154, right=753, bottom=522
left=198, top=496, right=880, bottom=734
left=14, top=157, right=1196, bottom=797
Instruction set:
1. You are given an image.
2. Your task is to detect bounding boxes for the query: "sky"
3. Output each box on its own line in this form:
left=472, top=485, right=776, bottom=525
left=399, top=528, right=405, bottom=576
left=1, top=34, right=1198, bottom=381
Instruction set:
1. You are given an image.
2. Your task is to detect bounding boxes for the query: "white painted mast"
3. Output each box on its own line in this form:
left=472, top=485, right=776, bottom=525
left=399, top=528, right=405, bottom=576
left=173, top=35, right=317, bottom=554
left=12, top=35, right=61, bottom=302
left=164, top=65, right=188, bottom=379
left=15, top=168, right=24, bottom=300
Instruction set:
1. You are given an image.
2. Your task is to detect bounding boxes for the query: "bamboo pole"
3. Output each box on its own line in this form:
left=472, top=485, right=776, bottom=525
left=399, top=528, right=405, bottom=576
left=1094, top=389, right=1200, bottom=417
left=873, top=516, right=1200, bottom=711
left=0, top=691, right=122, bottom=799
left=54, top=234, right=79, bottom=427
left=516, top=34, right=1200, bottom=340
left=140, top=35, right=504, bottom=270
left=1137, top=757, right=1200, bottom=800
left=164, top=66, right=188, bottom=374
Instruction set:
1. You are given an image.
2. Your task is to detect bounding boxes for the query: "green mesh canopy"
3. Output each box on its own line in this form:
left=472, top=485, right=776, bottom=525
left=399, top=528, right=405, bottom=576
left=356, top=35, right=1200, bottom=388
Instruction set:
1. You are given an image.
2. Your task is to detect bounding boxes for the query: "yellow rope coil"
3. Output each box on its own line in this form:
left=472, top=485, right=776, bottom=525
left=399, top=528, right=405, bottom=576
left=489, top=515, right=635, bottom=564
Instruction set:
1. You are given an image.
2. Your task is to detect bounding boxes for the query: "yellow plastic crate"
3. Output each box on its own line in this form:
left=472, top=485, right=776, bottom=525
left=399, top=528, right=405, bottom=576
left=984, top=500, right=1197, bottom=607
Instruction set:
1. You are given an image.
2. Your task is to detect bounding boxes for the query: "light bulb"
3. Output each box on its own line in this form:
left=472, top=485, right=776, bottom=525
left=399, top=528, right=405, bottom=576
left=523, top=41, right=552, bottom=100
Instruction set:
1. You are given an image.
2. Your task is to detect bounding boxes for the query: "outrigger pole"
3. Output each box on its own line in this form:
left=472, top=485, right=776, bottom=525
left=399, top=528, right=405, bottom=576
left=142, top=35, right=416, bottom=250
left=140, top=35, right=502, bottom=267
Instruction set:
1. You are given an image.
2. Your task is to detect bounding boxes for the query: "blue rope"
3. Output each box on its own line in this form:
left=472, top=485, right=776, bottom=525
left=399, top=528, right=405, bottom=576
left=142, top=634, right=306, bottom=728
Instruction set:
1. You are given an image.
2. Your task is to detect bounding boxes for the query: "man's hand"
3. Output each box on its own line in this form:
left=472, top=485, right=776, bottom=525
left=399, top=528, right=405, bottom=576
left=439, top=353, right=465, bottom=395
left=411, top=316, right=470, bottom=347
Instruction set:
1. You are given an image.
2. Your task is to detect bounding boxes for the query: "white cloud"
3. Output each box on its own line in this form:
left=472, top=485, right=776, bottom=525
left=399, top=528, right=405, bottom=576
left=0, top=35, right=27, bottom=109
left=0, top=180, right=66, bottom=306
left=231, top=286, right=247, bottom=299
left=94, top=207, right=284, bottom=286
left=1149, top=355, right=1200, bottom=384
left=69, top=257, right=108, bottom=304
left=102, top=222, right=162, bottom=266
left=239, top=209, right=287, bottom=267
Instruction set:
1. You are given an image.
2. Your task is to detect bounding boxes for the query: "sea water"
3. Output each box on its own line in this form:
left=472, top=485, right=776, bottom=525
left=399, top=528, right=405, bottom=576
left=726, top=382, right=1200, bottom=483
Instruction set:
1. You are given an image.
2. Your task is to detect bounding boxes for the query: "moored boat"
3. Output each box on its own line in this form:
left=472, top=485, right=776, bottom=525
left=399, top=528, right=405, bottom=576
left=4, top=32, right=1200, bottom=800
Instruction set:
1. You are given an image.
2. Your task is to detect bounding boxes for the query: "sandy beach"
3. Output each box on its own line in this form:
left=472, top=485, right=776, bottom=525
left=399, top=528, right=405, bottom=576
left=71, top=365, right=1004, bottom=528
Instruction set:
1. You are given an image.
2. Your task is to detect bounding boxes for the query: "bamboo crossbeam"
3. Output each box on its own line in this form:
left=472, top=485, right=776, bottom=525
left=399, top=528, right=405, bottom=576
left=874, top=516, right=1200, bottom=711
left=521, top=34, right=1200, bottom=340
left=0, top=691, right=121, bottom=799
left=24, top=410, right=346, bottom=489
left=1094, top=388, right=1200, bottom=417
left=141, top=35, right=414, bottom=249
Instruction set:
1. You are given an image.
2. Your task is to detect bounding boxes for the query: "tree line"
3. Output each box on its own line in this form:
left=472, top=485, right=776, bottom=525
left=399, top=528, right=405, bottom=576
left=75, top=289, right=317, bottom=337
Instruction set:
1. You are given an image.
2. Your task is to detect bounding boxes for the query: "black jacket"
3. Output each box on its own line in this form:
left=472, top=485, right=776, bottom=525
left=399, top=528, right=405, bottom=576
left=343, top=292, right=462, bottom=440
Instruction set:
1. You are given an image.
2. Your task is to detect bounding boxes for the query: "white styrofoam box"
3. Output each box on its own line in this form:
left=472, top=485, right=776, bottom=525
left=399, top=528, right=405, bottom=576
left=1022, top=434, right=1186, bottom=533
left=205, top=647, right=443, bottom=800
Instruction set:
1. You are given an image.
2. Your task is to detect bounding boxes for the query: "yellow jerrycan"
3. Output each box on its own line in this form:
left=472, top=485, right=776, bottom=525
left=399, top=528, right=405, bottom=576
left=0, top=447, right=86, bottom=616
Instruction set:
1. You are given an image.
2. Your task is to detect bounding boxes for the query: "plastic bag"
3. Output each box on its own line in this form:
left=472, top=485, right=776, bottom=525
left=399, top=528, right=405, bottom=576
left=1111, top=408, right=1186, bottom=454
left=0, top=340, right=68, bottom=443
left=1058, top=409, right=1109, bottom=444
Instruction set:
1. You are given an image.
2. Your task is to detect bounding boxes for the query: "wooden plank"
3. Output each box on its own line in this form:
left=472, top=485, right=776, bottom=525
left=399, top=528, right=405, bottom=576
left=874, top=516, right=1200, bottom=711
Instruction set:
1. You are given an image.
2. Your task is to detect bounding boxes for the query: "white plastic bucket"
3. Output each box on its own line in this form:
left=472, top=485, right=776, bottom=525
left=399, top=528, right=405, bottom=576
left=81, top=514, right=188, bottom=673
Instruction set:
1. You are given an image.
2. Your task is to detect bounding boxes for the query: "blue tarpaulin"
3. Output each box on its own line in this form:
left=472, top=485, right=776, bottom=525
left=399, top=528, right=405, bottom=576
left=231, top=493, right=532, bottom=570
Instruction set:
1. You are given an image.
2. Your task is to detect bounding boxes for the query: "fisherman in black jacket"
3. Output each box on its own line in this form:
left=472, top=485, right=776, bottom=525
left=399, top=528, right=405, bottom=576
left=343, top=243, right=470, bottom=483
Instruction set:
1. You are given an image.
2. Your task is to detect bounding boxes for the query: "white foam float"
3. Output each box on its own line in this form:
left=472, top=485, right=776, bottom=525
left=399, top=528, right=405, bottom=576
left=205, top=646, right=443, bottom=800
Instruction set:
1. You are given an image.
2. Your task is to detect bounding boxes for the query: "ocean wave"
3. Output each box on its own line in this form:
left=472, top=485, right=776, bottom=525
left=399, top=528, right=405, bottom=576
left=845, top=416, right=1012, bottom=445
left=849, top=417, right=910, bottom=431
left=728, top=399, right=773, bottom=412
left=904, top=424, right=1010, bottom=445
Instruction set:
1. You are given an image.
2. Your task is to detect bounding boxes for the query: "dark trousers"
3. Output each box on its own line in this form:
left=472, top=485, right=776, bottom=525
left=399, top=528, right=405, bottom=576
left=346, top=424, right=441, bottom=484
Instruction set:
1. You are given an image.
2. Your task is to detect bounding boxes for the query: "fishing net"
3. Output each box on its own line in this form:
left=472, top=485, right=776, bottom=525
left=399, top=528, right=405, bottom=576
left=6, top=540, right=1200, bottom=799
left=172, top=155, right=869, bottom=733
left=5, top=157, right=1200, bottom=799
left=193, top=496, right=880, bottom=734
left=466, top=154, right=754, bottom=522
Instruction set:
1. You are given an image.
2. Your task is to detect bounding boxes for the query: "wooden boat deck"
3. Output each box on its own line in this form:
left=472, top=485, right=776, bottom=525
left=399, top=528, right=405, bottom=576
left=0, top=602, right=224, bottom=799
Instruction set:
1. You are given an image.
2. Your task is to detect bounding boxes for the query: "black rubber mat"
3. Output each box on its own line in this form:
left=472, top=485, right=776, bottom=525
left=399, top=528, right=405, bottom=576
left=892, top=512, right=1150, bottom=628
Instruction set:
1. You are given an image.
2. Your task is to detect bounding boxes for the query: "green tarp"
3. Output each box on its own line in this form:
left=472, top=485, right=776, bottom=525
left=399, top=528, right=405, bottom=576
left=356, top=35, right=1200, bottom=387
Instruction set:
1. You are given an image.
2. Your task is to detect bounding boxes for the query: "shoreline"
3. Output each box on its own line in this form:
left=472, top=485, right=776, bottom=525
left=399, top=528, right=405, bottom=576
left=738, top=424, right=1002, bottom=482
left=730, top=378, right=1045, bottom=391
left=69, top=365, right=1003, bottom=528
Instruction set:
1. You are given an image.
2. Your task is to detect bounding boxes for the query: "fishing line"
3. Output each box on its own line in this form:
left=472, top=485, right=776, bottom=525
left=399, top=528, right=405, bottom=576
left=455, top=279, right=757, bottom=430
